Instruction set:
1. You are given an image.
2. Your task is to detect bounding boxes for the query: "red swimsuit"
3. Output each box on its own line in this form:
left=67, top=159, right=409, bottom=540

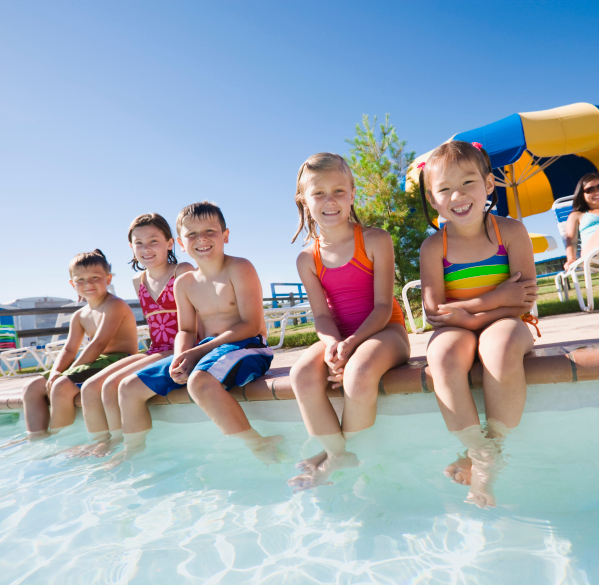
left=138, top=268, right=179, bottom=355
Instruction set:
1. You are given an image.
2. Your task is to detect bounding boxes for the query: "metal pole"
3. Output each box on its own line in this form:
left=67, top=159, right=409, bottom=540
left=510, top=163, right=523, bottom=222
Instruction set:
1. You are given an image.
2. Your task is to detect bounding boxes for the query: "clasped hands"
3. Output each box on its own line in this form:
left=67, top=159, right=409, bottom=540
left=324, top=338, right=356, bottom=389
left=169, top=346, right=207, bottom=384
left=426, top=272, right=539, bottom=330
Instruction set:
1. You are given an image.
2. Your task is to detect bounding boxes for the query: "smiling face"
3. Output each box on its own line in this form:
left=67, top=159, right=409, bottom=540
left=177, top=214, right=229, bottom=264
left=583, top=178, right=599, bottom=210
left=302, top=169, right=356, bottom=231
left=69, top=265, right=111, bottom=301
left=130, top=225, right=174, bottom=269
left=426, top=160, right=494, bottom=226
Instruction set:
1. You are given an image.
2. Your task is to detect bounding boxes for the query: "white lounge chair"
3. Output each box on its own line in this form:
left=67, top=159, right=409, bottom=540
left=264, top=305, right=313, bottom=349
left=553, top=195, right=599, bottom=312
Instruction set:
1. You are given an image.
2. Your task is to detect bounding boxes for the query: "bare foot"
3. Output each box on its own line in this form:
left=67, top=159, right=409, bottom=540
left=288, top=451, right=359, bottom=492
left=295, top=450, right=327, bottom=473
left=245, top=435, right=290, bottom=465
left=89, top=436, right=124, bottom=458
left=444, top=456, right=472, bottom=485
left=466, top=446, right=500, bottom=508
left=104, top=443, right=146, bottom=470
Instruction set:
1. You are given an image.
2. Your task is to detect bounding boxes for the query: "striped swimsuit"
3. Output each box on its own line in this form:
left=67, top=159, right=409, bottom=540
left=442, top=215, right=540, bottom=336
left=443, top=215, right=510, bottom=302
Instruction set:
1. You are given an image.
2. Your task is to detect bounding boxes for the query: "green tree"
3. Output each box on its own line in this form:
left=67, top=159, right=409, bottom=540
left=346, top=114, right=431, bottom=298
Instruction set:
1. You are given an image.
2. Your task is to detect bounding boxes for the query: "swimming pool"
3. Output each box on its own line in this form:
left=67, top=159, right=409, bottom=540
left=1, top=386, right=598, bottom=584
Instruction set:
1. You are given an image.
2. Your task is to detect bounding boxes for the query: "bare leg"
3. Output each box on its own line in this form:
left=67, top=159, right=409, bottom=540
left=119, top=374, right=157, bottom=434
left=49, top=376, right=82, bottom=430
left=104, top=375, right=157, bottom=468
left=478, top=318, right=533, bottom=429
left=187, top=370, right=285, bottom=464
left=426, top=327, right=482, bottom=490
left=289, top=326, right=410, bottom=491
left=461, top=318, right=534, bottom=508
left=102, top=353, right=169, bottom=433
left=341, top=323, right=410, bottom=432
left=288, top=341, right=343, bottom=477
left=22, top=376, right=51, bottom=434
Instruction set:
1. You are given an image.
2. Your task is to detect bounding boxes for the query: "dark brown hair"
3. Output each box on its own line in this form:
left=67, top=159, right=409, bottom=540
left=69, top=249, right=111, bottom=277
left=418, top=141, right=498, bottom=240
left=128, top=213, right=178, bottom=272
left=176, top=201, right=227, bottom=235
left=291, top=152, right=362, bottom=244
left=572, top=172, right=599, bottom=213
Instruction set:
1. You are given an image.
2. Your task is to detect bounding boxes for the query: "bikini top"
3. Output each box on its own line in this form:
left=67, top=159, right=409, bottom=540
left=579, top=212, right=599, bottom=248
left=443, top=215, right=510, bottom=302
left=138, top=265, right=179, bottom=354
left=313, top=223, right=405, bottom=338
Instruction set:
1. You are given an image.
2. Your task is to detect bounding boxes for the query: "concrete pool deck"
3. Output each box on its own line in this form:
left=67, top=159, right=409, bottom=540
left=1, top=311, right=599, bottom=414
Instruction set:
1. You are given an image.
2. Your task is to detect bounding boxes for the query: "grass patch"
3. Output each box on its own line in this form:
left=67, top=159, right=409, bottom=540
left=267, top=330, right=319, bottom=349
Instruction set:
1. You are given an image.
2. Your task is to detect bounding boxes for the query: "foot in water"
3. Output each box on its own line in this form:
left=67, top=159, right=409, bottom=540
left=245, top=435, right=290, bottom=465
left=104, top=443, right=146, bottom=470
left=288, top=451, right=360, bottom=492
left=295, top=450, right=327, bottom=473
left=465, top=445, right=501, bottom=508
left=444, top=456, right=472, bottom=485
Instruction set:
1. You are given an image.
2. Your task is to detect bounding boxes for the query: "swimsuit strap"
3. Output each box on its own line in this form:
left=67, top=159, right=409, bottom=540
left=490, top=215, right=503, bottom=246
left=173, top=264, right=178, bottom=278
left=352, top=224, right=372, bottom=268
left=443, top=214, right=503, bottom=260
left=312, top=237, right=324, bottom=278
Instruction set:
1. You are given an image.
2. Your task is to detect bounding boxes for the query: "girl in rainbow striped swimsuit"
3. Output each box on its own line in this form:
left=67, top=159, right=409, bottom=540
left=418, top=141, right=539, bottom=509
left=288, top=153, right=410, bottom=491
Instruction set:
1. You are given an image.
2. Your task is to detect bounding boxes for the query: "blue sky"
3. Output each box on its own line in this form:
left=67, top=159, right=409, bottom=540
left=1, top=1, right=598, bottom=303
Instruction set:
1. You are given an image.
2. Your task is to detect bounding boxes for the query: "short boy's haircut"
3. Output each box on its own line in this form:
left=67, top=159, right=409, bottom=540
left=69, top=249, right=111, bottom=276
left=176, top=201, right=227, bottom=235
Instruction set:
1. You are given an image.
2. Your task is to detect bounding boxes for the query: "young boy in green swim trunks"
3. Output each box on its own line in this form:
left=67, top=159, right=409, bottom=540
left=22, top=249, right=138, bottom=438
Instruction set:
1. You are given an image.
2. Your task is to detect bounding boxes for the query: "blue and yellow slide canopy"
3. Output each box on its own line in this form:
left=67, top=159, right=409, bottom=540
left=409, top=102, right=599, bottom=220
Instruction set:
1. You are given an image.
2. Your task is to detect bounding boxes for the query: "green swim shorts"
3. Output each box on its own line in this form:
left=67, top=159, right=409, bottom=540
left=42, top=353, right=129, bottom=384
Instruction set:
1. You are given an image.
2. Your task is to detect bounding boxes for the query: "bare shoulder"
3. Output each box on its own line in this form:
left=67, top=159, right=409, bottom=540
left=495, top=216, right=528, bottom=242
left=103, top=294, right=131, bottom=315
left=175, top=262, right=194, bottom=276
left=132, top=272, right=143, bottom=287
left=420, top=229, right=443, bottom=257
left=362, top=225, right=391, bottom=242
left=296, top=244, right=316, bottom=272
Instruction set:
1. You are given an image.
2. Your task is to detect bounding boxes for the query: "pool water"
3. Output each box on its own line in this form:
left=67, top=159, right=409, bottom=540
left=1, top=408, right=598, bottom=585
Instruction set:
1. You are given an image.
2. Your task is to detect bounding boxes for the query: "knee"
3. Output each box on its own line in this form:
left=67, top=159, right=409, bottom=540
left=102, top=378, right=119, bottom=407
left=50, top=376, right=76, bottom=401
left=118, top=374, right=140, bottom=407
left=479, top=341, right=523, bottom=373
left=427, top=343, right=468, bottom=372
left=290, top=360, right=326, bottom=400
left=23, top=377, right=47, bottom=402
left=80, top=378, right=102, bottom=404
left=342, top=360, right=379, bottom=400
left=187, top=371, right=215, bottom=399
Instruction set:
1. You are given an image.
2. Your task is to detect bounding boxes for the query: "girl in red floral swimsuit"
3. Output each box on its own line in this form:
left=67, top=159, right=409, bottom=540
left=74, top=213, right=193, bottom=457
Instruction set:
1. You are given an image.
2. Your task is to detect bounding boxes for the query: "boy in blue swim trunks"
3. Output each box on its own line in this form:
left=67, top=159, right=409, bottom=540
left=113, top=202, right=283, bottom=464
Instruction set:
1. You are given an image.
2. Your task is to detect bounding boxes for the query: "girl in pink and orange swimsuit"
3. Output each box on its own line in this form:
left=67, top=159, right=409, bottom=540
left=288, top=153, right=410, bottom=491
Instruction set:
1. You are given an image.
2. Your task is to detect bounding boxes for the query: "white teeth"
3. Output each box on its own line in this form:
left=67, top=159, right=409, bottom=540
left=323, top=211, right=339, bottom=215
left=453, top=204, right=472, bottom=213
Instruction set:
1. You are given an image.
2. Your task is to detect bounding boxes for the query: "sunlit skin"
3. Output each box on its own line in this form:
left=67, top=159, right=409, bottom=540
left=21, top=264, right=138, bottom=438
left=420, top=157, right=537, bottom=508
left=112, top=213, right=284, bottom=467
left=67, top=225, right=194, bottom=460
left=288, top=168, right=410, bottom=491
left=564, top=178, right=599, bottom=269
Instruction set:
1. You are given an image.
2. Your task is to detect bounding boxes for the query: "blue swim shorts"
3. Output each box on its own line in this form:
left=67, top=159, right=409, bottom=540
left=136, top=335, right=273, bottom=396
